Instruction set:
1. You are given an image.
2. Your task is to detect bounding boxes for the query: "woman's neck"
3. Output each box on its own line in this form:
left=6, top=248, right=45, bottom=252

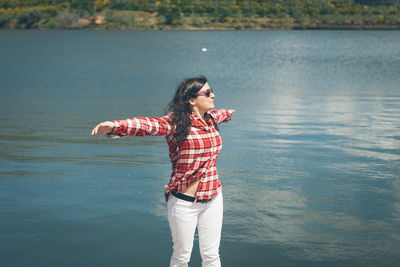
left=191, top=107, right=205, bottom=120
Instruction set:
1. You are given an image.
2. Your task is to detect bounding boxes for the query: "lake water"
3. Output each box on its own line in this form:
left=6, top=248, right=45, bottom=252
left=0, top=30, right=399, bottom=266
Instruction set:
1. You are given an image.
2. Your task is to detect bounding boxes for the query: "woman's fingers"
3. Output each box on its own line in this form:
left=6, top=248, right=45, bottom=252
left=91, top=126, right=96, bottom=136
left=91, top=121, right=114, bottom=138
left=91, top=124, right=100, bottom=136
left=95, top=127, right=105, bottom=138
left=91, top=124, right=104, bottom=137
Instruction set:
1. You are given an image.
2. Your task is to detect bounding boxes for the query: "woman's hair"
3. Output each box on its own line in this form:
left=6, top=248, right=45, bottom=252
left=165, top=75, right=208, bottom=142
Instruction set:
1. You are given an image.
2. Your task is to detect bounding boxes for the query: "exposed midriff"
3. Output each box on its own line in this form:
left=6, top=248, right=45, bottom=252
left=181, top=180, right=200, bottom=196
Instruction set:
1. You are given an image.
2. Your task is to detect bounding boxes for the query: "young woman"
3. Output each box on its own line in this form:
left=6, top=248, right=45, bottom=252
left=91, top=76, right=234, bottom=267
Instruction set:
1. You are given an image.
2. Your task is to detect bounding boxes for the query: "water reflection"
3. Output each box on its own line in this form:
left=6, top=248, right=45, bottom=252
left=219, top=93, right=400, bottom=262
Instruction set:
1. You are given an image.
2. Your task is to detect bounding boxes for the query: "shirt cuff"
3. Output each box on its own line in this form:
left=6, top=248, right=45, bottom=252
left=107, top=121, right=122, bottom=138
left=225, top=109, right=234, bottom=122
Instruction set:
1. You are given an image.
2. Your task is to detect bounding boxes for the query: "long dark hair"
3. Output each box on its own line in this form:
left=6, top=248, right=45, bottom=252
left=165, top=76, right=208, bottom=142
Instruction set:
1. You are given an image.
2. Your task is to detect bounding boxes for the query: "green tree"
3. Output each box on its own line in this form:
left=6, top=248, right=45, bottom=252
left=158, top=3, right=181, bottom=25
left=216, top=1, right=232, bottom=22
left=71, top=0, right=94, bottom=16
left=0, top=12, right=12, bottom=27
left=17, top=9, right=41, bottom=28
left=109, top=0, right=133, bottom=10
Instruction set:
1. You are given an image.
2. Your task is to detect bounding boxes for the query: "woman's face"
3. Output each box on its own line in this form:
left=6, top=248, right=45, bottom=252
left=190, top=82, right=215, bottom=113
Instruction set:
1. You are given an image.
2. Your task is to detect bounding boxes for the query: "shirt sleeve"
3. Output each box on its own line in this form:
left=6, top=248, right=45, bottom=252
left=107, top=114, right=173, bottom=138
left=208, top=109, right=234, bottom=125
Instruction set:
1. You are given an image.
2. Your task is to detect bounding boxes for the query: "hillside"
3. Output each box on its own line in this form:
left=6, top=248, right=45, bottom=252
left=0, top=0, right=399, bottom=29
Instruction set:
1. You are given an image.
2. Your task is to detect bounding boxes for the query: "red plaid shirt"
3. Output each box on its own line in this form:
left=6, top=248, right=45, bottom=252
left=108, top=109, right=233, bottom=202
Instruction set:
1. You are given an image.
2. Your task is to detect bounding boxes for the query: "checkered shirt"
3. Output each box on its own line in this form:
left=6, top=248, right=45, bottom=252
left=108, top=109, right=233, bottom=202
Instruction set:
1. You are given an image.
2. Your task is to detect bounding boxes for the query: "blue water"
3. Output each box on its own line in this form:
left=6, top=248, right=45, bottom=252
left=0, top=30, right=399, bottom=266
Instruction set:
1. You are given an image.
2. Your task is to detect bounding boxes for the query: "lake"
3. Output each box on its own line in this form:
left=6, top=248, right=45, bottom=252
left=0, top=30, right=399, bottom=266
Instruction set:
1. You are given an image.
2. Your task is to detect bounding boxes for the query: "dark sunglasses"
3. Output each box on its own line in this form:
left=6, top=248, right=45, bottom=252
left=196, top=88, right=214, bottom=97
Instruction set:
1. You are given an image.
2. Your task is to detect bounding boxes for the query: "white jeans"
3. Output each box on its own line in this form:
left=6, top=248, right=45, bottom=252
left=168, top=192, right=223, bottom=267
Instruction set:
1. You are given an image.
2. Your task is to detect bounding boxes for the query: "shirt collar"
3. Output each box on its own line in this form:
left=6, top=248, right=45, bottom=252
left=190, top=111, right=212, bottom=129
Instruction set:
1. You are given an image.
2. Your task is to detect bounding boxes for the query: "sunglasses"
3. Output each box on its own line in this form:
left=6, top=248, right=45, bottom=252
left=196, top=88, right=214, bottom=97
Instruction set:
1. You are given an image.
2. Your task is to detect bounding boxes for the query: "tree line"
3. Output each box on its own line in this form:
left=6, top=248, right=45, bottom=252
left=1, top=0, right=399, bottom=29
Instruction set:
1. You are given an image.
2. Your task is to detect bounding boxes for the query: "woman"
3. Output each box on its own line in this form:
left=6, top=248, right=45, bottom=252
left=91, top=76, right=234, bottom=267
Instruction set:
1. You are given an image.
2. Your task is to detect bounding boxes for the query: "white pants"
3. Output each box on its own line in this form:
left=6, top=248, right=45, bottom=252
left=168, top=192, right=223, bottom=267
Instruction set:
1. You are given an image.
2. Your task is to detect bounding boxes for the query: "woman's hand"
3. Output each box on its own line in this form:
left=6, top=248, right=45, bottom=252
left=91, top=121, right=115, bottom=138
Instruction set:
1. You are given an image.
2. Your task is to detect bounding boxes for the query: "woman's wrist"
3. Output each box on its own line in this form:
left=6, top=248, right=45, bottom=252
left=109, top=121, right=115, bottom=133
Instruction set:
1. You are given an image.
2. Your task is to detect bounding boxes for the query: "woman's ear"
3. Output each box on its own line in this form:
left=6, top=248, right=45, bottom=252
left=188, top=98, right=196, bottom=107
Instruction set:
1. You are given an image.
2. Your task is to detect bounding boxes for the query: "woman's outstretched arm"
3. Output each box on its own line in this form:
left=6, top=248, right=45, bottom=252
left=91, top=114, right=173, bottom=138
left=208, top=109, right=235, bottom=125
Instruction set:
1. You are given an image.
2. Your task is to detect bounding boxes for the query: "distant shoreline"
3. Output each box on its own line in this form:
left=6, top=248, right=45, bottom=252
left=2, top=1, right=400, bottom=31
left=4, top=24, right=398, bottom=31
left=2, top=8, right=400, bottom=31
left=42, top=25, right=400, bottom=30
